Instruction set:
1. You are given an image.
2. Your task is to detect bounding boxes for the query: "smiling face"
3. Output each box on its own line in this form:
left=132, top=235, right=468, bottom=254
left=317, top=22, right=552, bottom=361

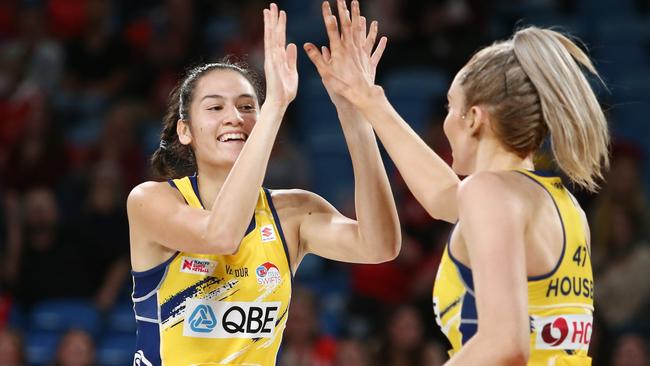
left=177, top=69, right=259, bottom=169
left=443, top=69, right=478, bottom=175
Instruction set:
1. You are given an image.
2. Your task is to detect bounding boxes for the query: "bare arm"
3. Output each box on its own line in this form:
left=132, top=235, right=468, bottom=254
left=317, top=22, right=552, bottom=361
left=280, top=190, right=398, bottom=264
left=299, top=0, right=400, bottom=263
left=445, top=172, right=529, bottom=365
left=127, top=4, right=298, bottom=256
left=305, top=0, right=459, bottom=223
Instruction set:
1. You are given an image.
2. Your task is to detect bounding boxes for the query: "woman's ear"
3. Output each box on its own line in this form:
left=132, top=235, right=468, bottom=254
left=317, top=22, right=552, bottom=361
left=177, top=119, right=192, bottom=145
left=466, top=105, right=487, bottom=137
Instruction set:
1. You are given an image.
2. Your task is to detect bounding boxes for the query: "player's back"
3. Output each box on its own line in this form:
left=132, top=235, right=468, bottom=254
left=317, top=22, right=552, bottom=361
left=433, top=170, right=593, bottom=366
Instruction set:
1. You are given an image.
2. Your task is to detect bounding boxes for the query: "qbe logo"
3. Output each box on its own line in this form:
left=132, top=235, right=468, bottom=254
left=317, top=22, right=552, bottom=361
left=183, top=298, right=280, bottom=339
left=180, top=257, right=217, bottom=275
left=260, top=224, right=277, bottom=242
left=188, top=304, right=217, bottom=333
left=533, top=314, right=592, bottom=350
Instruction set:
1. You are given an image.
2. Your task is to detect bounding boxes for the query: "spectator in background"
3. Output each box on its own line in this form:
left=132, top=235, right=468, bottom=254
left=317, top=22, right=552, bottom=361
left=279, top=287, right=337, bottom=366
left=86, top=102, right=146, bottom=191
left=61, top=0, right=128, bottom=98
left=348, top=233, right=439, bottom=335
left=0, top=4, right=64, bottom=95
left=610, top=333, right=649, bottom=366
left=595, top=203, right=650, bottom=333
left=333, top=338, right=370, bottom=366
left=70, top=160, right=130, bottom=311
left=4, top=187, right=78, bottom=307
left=372, top=305, right=445, bottom=366
left=3, top=96, right=67, bottom=192
left=591, top=142, right=650, bottom=269
left=0, top=328, right=25, bottom=366
left=55, top=0, right=128, bottom=138
left=52, top=329, right=96, bottom=366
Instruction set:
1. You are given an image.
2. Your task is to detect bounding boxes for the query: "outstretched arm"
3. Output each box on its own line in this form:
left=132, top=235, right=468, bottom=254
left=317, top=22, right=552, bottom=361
left=304, top=0, right=459, bottom=223
left=297, top=0, right=400, bottom=264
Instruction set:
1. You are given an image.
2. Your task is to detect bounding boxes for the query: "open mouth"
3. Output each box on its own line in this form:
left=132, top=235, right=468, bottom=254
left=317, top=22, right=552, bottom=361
left=217, top=132, right=248, bottom=143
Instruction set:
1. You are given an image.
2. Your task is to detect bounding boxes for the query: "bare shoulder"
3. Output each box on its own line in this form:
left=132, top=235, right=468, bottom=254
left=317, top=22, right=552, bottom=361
left=128, top=180, right=175, bottom=203
left=127, top=180, right=183, bottom=214
left=458, top=171, right=529, bottom=201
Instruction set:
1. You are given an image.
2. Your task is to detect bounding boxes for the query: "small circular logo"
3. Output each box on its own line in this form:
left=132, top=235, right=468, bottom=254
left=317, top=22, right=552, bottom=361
left=541, top=317, right=569, bottom=346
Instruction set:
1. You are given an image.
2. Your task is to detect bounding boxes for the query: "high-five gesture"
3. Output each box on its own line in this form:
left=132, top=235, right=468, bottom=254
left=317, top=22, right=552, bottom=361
left=304, top=0, right=387, bottom=108
left=263, top=3, right=298, bottom=106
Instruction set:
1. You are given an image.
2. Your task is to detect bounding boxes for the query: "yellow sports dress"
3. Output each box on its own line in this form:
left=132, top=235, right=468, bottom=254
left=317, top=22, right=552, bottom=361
left=433, top=170, right=593, bottom=366
left=132, top=175, right=292, bottom=366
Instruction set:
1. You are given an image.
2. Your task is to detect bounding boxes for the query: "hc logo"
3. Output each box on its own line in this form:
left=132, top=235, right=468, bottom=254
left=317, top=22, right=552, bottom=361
left=541, top=317, right=569, bottom=346
left=188, top=304, right=217, bottom=333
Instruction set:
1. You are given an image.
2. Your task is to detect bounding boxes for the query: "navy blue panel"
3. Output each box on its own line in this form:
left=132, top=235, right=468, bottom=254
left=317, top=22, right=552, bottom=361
left=134, top=296, right=159, bottom=320
left=132, top=253, right=179, bottom=298
left=263, top=188, right=293, bottom=279
left=188, top=174, right=205, bottom=208
left=447, top=224, right=475, bottom=291
left=135, top=318, right=162, bottom=366
left=528, top=169, right=559, bottom=178
left=459, top=293, right=478, bottom=344
left=245, top=215, right=256, bottom=236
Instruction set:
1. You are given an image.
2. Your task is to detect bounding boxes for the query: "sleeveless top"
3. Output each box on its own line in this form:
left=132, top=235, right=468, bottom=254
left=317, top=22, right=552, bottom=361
left=433, top=170, right=593, bottom=366
left=132, top=176, right=292, bottom=366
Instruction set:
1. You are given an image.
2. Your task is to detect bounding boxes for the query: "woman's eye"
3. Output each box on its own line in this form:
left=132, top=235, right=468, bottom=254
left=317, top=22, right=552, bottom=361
left=209, top=106, right=223, bottom=111
left=239, top=105, right=255, bottom=112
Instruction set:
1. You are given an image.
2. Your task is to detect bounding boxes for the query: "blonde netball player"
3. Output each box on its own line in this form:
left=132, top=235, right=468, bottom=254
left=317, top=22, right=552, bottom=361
left=305, top=1, right=608, bottom=364
left=126, top=3, right=398, bottom=365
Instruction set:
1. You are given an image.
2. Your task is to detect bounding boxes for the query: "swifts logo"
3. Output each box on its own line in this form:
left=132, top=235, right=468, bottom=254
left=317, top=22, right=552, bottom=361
left=180, top=257, right=217, bottom=275
left=260, top=224, right=277, bottom=242
left=533, top=314, right=592, bottom=350
left=256, top=262, right=282, bottom=287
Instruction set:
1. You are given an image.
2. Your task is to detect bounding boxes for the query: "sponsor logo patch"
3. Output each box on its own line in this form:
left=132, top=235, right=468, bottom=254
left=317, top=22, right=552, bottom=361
left=183, top=298, right=280, bottom=339
left=180, top=257, right=217, bottom=275
left=533, top=314, right=592, bottom=350
left=260, top=224, right=277, bottom=242
left=255, top=262, right=282, bottom=287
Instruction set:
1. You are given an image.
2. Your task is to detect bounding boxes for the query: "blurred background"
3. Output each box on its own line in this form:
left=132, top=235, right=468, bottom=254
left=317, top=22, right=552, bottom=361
left=0, top=0, right=649, bottom=365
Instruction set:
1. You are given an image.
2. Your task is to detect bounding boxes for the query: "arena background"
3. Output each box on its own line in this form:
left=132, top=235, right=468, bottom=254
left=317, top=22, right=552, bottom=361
left=0, top=0, right=649, bottom=365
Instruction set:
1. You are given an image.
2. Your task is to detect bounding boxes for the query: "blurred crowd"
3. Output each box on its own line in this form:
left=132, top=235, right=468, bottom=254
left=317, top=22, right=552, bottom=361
left=0, top=0, right=649, bottom=365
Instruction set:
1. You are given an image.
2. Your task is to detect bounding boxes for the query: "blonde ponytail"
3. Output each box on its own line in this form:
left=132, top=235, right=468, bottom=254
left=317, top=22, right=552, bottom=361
left=512, top=27, right=610, bottom=191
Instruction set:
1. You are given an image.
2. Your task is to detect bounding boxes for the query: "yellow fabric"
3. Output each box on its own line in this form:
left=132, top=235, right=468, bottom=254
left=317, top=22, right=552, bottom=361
left=157, top=177, right=292, bottom=365
left=433, top=170, right=593, bottom=365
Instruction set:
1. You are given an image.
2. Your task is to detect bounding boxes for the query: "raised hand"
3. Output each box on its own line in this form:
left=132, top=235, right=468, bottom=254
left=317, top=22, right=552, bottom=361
left=304, top=0, right=387, bottom=108
left=263, top=3, right=298, bottom=106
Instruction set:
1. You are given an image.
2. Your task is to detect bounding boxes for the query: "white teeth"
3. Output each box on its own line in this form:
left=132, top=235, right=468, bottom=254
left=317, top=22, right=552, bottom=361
left=218, top=133, right=247, bottom=142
